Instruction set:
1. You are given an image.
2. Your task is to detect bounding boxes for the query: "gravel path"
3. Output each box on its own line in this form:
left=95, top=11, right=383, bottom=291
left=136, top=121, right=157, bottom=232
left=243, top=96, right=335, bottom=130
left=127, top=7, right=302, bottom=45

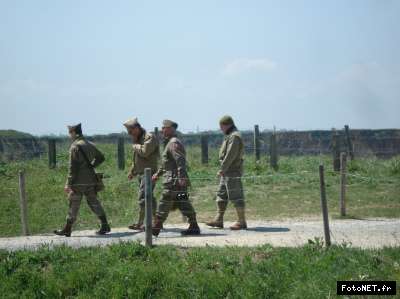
left=0, top=218, right=399, bottom=251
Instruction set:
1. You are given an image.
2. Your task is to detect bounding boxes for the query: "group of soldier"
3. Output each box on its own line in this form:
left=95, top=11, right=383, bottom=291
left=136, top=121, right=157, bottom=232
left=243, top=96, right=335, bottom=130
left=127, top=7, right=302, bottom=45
left=54, top=115, right=247, bottom=237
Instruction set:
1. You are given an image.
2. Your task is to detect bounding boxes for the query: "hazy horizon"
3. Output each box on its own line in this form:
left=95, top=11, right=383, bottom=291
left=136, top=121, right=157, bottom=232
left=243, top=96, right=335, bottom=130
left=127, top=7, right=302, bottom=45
left=1, top=1, right=399, bottom=135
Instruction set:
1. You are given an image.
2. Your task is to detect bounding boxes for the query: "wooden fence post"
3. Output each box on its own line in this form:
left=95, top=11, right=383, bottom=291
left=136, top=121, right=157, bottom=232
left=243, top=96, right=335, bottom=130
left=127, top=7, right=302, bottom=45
left=344, top=125, right=354, bottom=160
left=201, top=134, right=209, bottom=165
left=269, top=132, right=279, bottom=171
left=48, top=139, right=56, bottom=169
left=340, top=152, right=347, bottom=217
left=154, top=127, right=159, bottom=140
left=144, top=168, right=153, bottom=247
left=117, top=137, right=125, bottom=170
left=254, top=125, right=260, bottom=161
left=319, top=164, right=331, bottom=247
left=332, top=129, right=340, bottom=171
left=18, top=170, right=30, bottom=236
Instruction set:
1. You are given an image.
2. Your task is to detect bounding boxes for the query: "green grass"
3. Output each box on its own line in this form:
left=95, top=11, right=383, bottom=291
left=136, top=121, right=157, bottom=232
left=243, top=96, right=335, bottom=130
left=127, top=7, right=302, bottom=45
left=0, top=143, right=399, bottom=237
left=0, top=242, right=399, bottom=298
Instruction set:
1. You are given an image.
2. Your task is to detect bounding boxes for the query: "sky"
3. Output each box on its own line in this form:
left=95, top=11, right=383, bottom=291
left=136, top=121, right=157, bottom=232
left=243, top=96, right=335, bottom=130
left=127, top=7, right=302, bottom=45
left=0, top=0, right=399, bottom=135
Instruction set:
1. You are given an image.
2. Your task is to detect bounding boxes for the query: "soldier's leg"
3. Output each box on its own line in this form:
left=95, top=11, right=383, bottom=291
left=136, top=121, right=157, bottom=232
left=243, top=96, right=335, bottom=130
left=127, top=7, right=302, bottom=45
left=176, top=191, right=197, bottom=223
left=205, top=177, right=228, bottom=228
left=84, top=187, right=111, bottom=234
left=54, top=190, right=82, bottom=236
left=156, top=189, right=174, bottom=223
left=176, top=190, right=200, bottom=236
left=67, top=190, right=83, bottom=224
left=152, top=188, right=174, bottom=236
left=151, top=182, right=157, bottom=217
left=226, top=176, right=247, bottom=230
left=129, top=177, right=146, bottom=230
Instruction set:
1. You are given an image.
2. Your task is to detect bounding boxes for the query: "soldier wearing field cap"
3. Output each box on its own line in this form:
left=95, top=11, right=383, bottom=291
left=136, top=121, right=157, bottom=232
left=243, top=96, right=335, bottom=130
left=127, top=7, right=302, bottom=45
left=151, top=119, right=200, bottom=236
left=54, top=123, right=111, bottom=237
left=206, top=115, right=247, bottom=230
left=123, top=117, right=159, bottom=230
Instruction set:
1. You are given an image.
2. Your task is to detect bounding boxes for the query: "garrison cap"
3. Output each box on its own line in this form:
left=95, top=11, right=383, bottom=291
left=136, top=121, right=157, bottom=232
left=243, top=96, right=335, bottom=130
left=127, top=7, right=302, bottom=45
left=123, top=118, right=141, bottom=129
left=219, top=115, right=235, bottom=126
left=162, top=119, right=178, bottom=129
left=68, top=123, right=82, bottom=135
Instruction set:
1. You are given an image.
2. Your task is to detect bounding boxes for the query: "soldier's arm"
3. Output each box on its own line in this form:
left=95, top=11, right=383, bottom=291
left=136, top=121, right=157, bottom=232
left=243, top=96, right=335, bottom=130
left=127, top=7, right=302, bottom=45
left=154, top=167, right=164, bottom=178
left=170, top=142, right=188, bottom=178
left=132, top=135, right=158, bottom=158
left=66, top=147, right=79, bottom=187
left=220, top=136, right=240, bottom=173
left=92, top=145, right=105, bottom=168
left=128, top=162, right=136, bottom=176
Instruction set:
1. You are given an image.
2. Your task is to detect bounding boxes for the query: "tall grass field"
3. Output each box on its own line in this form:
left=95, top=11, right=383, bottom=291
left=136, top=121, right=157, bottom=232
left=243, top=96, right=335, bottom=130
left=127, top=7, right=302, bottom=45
left=0, top=142, right=399, bottom=237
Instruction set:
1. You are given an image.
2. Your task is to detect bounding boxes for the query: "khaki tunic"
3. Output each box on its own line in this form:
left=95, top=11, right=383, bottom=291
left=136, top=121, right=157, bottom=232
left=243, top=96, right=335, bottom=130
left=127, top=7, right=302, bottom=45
left=155, top=136, right=196, bottom=223
left=66, top=137, right=105, bottom=189
left=219, top=129, right=244, bottom=175
left=156, top=136, right=189, bottom=187
left=129, top=131, right=159, bottom=176
left=65, top=137, right=107, bottom=223
left=128, top=131, right=159, bottom=207
left=217, top=129, right=245, bottom=206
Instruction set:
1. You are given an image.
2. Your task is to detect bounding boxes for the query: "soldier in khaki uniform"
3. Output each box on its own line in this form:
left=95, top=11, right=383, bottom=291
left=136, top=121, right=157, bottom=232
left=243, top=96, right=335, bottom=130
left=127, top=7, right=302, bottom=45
left=54, top=123, right=111, bottom=237
left=123, top=118, right=159, bottom=230
left=151, top=120, right=200, bottom=236
left=206, top=115, right=247, bottom=230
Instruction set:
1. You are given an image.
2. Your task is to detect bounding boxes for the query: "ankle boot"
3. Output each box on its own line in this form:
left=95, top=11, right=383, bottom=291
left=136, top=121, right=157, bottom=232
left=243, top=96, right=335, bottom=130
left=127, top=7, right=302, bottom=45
left=129, top=206, right=145, bottom=230
left=205, top=201, right=226, bottom=228
left=152, top=216, right=163, bottom=236
left=230, top=206, right=247, bottom=230
left=96, top=216, right=111, bottom=235
left=181, top=221, right=201, bottom=236
left=54, top=220, right=73, bottom=237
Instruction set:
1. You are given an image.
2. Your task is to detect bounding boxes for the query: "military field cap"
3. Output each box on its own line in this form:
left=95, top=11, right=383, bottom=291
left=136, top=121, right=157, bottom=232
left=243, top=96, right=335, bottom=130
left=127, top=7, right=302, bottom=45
left=68, top=123, right=82, bottom=135
left=123, top=118, right=141, bottom=129
left=162, top=119, right=178, bottom=129
left=219, top=115, right=235, bottom=126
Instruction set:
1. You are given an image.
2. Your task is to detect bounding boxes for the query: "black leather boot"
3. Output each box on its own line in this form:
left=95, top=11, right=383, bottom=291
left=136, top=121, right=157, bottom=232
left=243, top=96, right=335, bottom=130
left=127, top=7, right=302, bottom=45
left=181, top=222, right=201, bottom=236
left=152, top=216, right=163, bottom=236
left=54, top=220, right=73, bottom=237
left=96, top=216, right=111, bottom=235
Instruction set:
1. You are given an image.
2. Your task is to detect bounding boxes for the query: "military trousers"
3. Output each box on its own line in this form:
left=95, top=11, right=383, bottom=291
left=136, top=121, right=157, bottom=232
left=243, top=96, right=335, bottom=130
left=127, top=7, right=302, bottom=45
left=67, top=186, right=107, bottom=223
left=137, top=175, right=157, bottom=209
left=216, top=173, right=245, bottom=208
left=156, top=183, right=196, bottom=224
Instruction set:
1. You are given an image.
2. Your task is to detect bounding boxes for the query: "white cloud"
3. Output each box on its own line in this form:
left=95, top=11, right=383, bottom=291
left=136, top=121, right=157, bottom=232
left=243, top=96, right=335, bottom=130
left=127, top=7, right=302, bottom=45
left=222, top=58, right=277, bottom=76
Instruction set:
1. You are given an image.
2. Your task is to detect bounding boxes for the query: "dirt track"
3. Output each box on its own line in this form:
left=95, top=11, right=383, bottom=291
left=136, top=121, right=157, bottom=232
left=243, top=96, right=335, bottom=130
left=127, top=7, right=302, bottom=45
left=0, top=218, right=399, bottom=251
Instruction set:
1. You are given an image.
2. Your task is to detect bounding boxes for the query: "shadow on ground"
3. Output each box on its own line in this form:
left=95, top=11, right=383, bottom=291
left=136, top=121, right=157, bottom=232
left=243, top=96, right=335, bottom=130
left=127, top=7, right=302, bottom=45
left=246, top=227, right=290, bottom=233
left=83, top=231, right=142, bottom=238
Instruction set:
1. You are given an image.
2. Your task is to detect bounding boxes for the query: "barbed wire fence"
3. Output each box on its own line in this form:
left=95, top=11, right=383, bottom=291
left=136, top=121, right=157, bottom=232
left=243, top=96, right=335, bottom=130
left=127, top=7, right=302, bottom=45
left=3, top=124, right=400, bottom=248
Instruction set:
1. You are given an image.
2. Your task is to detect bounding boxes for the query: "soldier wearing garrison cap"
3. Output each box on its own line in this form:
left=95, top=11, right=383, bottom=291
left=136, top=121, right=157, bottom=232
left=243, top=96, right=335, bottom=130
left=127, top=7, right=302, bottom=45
left=151, top=119, right=200, bottom=236
left=123, top=118, right=160, bottom=230
left=206, top=115, right=247, bottom=230
left=54, top=123, right=111, bottom=237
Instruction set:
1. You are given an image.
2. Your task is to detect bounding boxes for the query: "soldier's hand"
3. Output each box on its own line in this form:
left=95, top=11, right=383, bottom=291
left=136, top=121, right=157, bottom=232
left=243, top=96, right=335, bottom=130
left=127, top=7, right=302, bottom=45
left=151, top=174, right=158, bottom=182
left=217, top=170, right=224, bottom=177
left=128, top=173, right=134, bottom=181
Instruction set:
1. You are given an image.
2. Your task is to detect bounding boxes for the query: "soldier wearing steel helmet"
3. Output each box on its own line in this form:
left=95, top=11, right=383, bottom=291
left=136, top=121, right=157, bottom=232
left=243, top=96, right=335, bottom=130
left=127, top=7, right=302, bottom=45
left=54, top=123, right=111, bottom=237
left=123, top=118, right=160, bottom=230
left=206, top=115, right=247, bottom=230
left=151, top=119, right=200, bottom=236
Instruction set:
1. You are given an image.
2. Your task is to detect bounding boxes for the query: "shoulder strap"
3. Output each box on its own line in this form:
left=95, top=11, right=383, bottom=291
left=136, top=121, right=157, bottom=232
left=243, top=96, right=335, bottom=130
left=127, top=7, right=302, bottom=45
left=77, top=144, right=94, bottom=169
